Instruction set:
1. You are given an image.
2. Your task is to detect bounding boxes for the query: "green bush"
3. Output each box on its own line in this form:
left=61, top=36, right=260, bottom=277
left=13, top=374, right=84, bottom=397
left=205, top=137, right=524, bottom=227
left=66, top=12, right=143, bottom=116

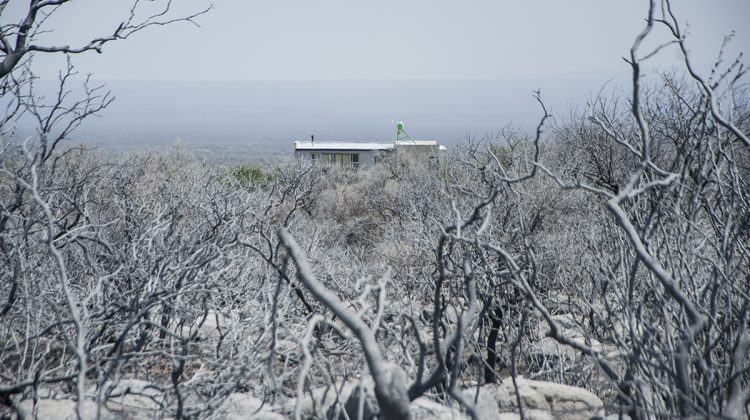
left=228, top=164, right=271, bottom=190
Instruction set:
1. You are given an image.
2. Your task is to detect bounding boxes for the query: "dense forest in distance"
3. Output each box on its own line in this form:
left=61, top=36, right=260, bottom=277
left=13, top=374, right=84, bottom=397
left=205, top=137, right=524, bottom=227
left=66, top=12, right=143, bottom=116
left=1, top=1, right=749, bottom=419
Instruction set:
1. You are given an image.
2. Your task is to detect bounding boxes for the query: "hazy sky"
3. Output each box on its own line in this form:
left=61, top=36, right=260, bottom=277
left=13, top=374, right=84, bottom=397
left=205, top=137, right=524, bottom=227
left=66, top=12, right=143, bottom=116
left=30, top=0, right=750, bottom=81
left=7, top=1, right=750, bottom=151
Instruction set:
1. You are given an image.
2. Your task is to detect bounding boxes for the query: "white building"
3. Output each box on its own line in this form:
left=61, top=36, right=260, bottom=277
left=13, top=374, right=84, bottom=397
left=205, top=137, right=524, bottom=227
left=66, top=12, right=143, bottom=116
left=294, top=140, right=446, bottom=169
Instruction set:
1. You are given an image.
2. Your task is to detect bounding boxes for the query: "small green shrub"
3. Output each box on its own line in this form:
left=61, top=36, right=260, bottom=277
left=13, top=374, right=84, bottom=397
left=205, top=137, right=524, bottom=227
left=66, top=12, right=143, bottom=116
left=228, top=164, right=271, bottom=190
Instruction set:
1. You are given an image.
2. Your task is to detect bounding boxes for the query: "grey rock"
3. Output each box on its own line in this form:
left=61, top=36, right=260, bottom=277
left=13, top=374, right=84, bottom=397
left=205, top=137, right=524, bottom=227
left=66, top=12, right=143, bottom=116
left=481, top=376, right=605, bottom=420
left=218, top=393, right=283, bottom=420
left=285, top=377, right=375, bottom=418
left=19, top=398, right=115, bottom=420
left=410, top=397, right=466, bottom=420
left=497, top=409, right=554, bottom=420
left=328, top=383, right=379, bottom=420
left=461, top=386, right=499, bottom=420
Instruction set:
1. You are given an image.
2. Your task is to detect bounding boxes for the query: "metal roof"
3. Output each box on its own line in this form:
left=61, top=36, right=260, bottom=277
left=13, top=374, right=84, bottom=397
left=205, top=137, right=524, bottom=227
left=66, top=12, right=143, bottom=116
left=395, top=140, right=440, bottom=146
left=294, top=140, right=443, bottom=151
left=294, top=141, right=395, bottom=151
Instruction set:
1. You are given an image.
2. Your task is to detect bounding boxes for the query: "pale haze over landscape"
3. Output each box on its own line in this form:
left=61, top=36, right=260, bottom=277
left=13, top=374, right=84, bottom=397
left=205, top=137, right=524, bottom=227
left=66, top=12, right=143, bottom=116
left=18, top=0, right=750, bottom=160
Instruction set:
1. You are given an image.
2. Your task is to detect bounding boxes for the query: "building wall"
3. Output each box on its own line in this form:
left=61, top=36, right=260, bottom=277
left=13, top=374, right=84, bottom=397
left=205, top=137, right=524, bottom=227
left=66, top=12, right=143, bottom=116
left=294, top=143, right=444, bottom=170
left=395, top=144, right=443, bottom=169
left=294, top=149, right=379, bottom=169
left=397, top=144, right=440, bottom=157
